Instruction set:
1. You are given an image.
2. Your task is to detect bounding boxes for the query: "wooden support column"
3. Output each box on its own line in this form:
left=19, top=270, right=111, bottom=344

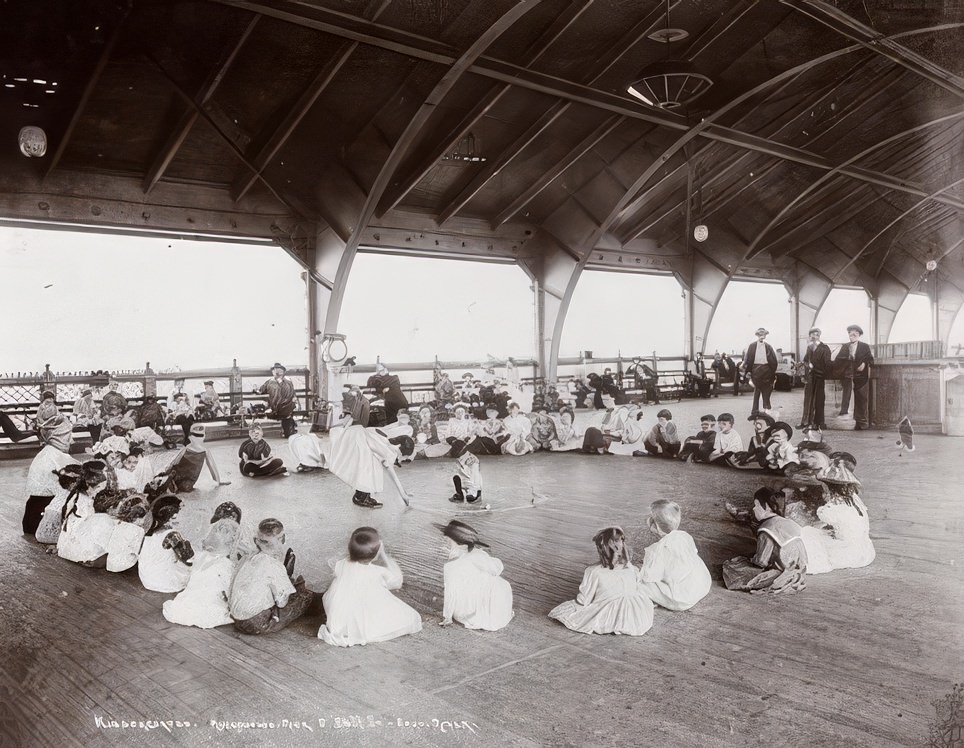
left=307, top=225, right=352, bottom=409
left=520, top=234, right=583, bottom=384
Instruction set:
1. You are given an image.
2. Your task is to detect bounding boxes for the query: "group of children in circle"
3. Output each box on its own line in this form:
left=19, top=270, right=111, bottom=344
left=30, top=440, right=712, bottom=642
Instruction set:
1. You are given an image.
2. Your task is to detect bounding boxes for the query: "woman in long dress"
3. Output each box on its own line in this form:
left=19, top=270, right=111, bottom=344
left=500, top=402, right=534, bottom=456
left=326, top=388, right=412, bottom=508
left=548, top=527, right=654, bottom=636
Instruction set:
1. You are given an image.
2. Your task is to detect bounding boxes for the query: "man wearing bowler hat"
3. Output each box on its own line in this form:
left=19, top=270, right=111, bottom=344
left=800, top=327, right=832, bottom=431
left=834, top=325, right=874, bottom=430
left=258, top=363, right=298, bottom=438
left=740, top=327, right=778, bottom=416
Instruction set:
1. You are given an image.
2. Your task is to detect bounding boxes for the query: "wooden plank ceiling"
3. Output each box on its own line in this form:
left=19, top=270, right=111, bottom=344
left=1, top=0, right=962, bottom=308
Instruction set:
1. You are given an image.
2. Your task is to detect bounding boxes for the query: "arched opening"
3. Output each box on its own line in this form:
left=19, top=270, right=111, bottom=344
left=813, top=288, right=871, bottom=348
left=560, top=271, right=684, bottom=359
left=338, top=254, right=534, bottom=363
left=888, top=292, right=933, bottom=343
left=703, top=280, right=791, bottom=357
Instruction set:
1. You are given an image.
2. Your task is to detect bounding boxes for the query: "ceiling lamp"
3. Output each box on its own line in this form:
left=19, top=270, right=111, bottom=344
left=18, top=126, right=47, bottom=157
left=442, top=132, right=486, bottom=162
left=627, top=60, right=712, bottom=110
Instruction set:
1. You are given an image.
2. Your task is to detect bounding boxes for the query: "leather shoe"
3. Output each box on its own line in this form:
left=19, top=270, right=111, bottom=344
left=448, top=493, right=465, bottom=503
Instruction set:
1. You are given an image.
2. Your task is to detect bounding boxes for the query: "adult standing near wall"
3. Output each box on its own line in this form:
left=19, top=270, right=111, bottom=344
left=258, top=363, right=297, bottom=438
left=371, top=363, right=409, bottom=425
left=799, top=327, right=832, bottom=431
left=834, top=325, right=874, bottom=430
left=740, top=327, right=778, bottom=416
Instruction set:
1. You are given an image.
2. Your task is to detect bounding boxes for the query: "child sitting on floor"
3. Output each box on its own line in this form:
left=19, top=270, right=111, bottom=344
left=638, top=500, right=712, bottom=610
left=238, top=423, right=287, bottom=477
left=437, top=520, right=513, bottom=630
left=163, top=518, right=240, bottom=629
left=138, top=495, right=194, bottom=593
left=722, top=489, right=808, bottom=595
left=677, top=414, right=717, bottom=463
left=228, top=518, right=314, bottom=635
left=764, top=421, right=799, bottom=472
left=708, top=412, right=744, bottom=463
left=639, top=409, right=680, bottom=457
left=318, top=527, right=423, bottom=646
left=449, top=451, right=483, bottom=504
left=548, top=526, right=654, bottom=636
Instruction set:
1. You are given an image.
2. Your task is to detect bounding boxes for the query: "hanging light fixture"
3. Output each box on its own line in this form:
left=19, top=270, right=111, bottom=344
left=442, top=132, right=486, bottom=162
left=627, top=1, right=712, bottom=110
left=627, top=59, right=713, bottom=110
left=692, top=161, right=708, bottom=242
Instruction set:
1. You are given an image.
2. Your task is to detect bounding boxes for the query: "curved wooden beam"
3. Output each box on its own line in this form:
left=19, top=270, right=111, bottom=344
left=323, top=0, right=545, bottom=331
left=745, top=112, right=964, bottom=262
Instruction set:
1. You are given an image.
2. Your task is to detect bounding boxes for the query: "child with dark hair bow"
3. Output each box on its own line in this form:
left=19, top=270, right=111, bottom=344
left=548, top=527, right=654, bottom=636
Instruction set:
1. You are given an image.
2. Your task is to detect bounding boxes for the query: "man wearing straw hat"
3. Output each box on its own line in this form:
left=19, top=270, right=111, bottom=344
left=257, top=363, right=297, bottom=438
left=800, top=326, right=832, bottom=431
left=740, top=327, right=778, bottom=416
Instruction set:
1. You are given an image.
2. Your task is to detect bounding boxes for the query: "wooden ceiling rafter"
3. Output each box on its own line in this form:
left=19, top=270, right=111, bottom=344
left=783, top=0, right=964, bottom=100
left=144, top=51, right=314, bottom=222
left=436, top=104, right=567, bottom=225
left=744, top=109, right=964, bottom=262
left=864, top=199, right=964, bottom=281
left=330, top=0, right=546, bottom=306
left=374, top=0, right=595, bottom=218
left=432, top=0, right=761, bottom=226
left=143, top=15, right=261, bottom=195
left=43, top=7, right=131, bottom=181
left=491, top=113, right=623, bottom=228
left=231, top=40, right=358, bottom=202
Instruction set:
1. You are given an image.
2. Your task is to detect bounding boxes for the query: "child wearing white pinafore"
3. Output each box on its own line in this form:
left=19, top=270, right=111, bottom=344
left=637, top=500, right=712, bottom=611
left=437, top=520, right=513, bottom=631
left=548, top=527, right=654, bottom=636
left=318, top=527, right=422, bottom=646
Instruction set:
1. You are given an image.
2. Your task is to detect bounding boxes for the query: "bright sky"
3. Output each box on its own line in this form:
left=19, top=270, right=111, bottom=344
left=1, top=224, right=955, bottom=375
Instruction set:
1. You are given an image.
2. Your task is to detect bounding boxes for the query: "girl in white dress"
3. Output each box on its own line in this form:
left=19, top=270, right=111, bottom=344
left=548, top=527, right=654, bottom=636
left=549, top=407, right=582, bottom=452
left=163, top=519, right=240, bottom=629
left=318, top=527, right=422, bottom=646
left=638, top=500, right=712, bottom=610
left=799, top=461, right=875, bottom=574
left=500, top=402, right=534, bottom=455
left=437, top=520, right=513, bottom=630
left=138, top=495, right=193, bottom=593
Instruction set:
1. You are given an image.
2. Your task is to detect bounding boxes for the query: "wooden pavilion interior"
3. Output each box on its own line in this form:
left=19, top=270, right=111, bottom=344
left=1, top=0, right=963, bottom=384
left=1, top=1, right=963, bottom=745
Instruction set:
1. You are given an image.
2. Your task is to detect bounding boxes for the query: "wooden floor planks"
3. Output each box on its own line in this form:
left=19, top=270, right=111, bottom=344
left=1, top=391, right=962, bottom=746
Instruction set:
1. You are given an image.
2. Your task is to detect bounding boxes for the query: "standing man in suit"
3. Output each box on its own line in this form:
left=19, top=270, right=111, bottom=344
left=799, top=327, right=832, bottom=431
left=258, top=363, right=298, bottom=438
left=741, top=327, right=778, bottom=416
left=834, top=325, right=874, bottom=430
